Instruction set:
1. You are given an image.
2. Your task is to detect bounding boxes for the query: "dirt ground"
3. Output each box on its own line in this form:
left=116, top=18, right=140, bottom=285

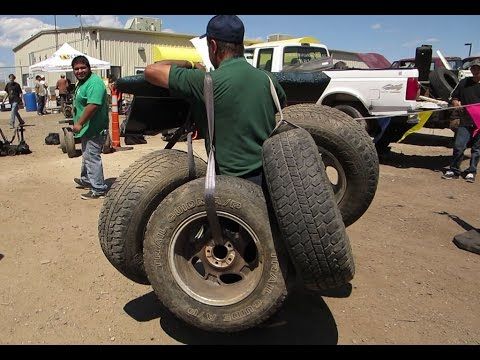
left=0, top=108, right=479, bottom=345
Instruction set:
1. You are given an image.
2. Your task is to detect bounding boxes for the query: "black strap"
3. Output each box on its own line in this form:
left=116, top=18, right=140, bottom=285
left=203, top=72, right=224, bottom=245
left=187, top=131, right=196, bottom=179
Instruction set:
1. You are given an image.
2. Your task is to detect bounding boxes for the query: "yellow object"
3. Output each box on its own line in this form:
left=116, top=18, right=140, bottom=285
left=247, top=37, right=321, bottom=48
left=398, top=111, right=433, bottom=143
left=152, top=45, right=202, bottom=63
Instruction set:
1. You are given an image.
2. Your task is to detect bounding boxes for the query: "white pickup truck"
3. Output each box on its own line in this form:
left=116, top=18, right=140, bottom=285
left=244, top=37, right=433, bottom=147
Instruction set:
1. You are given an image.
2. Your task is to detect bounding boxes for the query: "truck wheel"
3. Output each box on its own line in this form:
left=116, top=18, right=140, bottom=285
left=428, top=68, right=458, bottom=101
left=98, top=149, right=207, bottom=285
left=143, top=176, right=289, bottom=332
left=64, top=128, right=77, bottom=158
left=334, top=104, right=369, bottom=133
left=263, top=128, right=354, bottom=290
left=102, top=132, right=113, bottom=154
left=60, top=128, right=67, bottom=153
left=276, top=103, right=379, bottom=227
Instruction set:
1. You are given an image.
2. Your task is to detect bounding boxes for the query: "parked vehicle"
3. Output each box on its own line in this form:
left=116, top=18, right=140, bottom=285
left=244, top=37, right=438, bottom=150
left=390, top=56, right=463, bottom=71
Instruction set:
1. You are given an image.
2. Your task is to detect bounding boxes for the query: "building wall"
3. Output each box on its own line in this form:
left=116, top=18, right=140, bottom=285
left=13, top=28, right=197, bottom=89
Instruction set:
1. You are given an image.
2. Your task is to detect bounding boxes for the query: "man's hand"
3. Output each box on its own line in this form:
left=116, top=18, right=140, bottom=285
left=72, top=123, right=82, bottom=133
left=193, top=62, right=206, bottom=71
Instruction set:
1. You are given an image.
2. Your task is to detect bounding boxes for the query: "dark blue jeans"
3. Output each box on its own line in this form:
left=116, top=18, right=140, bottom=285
left=450, top=125, right=480, bottom=175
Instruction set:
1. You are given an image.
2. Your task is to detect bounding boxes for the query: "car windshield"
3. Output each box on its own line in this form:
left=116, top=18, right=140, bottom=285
left=283, top=46, right=328, bottom=67
left=447, top=59, right=463, bottom=70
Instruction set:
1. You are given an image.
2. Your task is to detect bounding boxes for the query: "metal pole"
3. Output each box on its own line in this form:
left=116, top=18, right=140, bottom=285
left=80, top=15, right=84, bottom=53
left=465, top=43, right=472, bottom=57
left=54, top=15, right=58, bottom=50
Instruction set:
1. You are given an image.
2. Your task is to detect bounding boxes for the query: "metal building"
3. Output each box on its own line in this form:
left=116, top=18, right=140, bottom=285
left=12, top=18, right=199, bottom=87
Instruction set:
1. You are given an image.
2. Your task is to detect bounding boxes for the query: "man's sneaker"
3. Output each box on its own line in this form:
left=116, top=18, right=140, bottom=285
left=74, top=178, right=91, bottom=189
left=465, top=173, right=475, bottom=183
left=81, top=191, right=105, bottom=200
left=442, top=170, right=458, bottom=180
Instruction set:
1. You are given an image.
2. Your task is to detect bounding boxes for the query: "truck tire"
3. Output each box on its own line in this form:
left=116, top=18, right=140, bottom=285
left=143, top=176, right=289, bottom=332
left=60, top=128, right=67, bottom=153
left=64, top=127, right=77, bottom=158
left=263, top=128, right=354, bottom=290
left=98, top=149, right=207, bottom=285
left=428, top=68, right=459, bottom=101
left=334, top=104, right=369, bottom=133
left=102, top=132, right=113, bottom=154
left=276, top=103, right=379, bottom=227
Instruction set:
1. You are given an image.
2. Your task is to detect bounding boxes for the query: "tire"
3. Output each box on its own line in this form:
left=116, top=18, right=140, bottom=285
left=102, top=131, right=113, bottom=154
left=64, top=128, right=76, bottom=158
left=60, top=128, right=67, bottom=153
left=263, top=128, right=354, bottom=290
left=276, top=103, right=379, bottom=227
left=428, top=68, right=459, bottom=101
left=334, top=103, right=369, bottom=133
left=98, top=149, right=207, bottom=285
left=143, top=176, right=289, bottom=332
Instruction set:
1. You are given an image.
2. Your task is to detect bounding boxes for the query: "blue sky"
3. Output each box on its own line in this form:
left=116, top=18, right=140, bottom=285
left=1, top=15, right=479, bottom=70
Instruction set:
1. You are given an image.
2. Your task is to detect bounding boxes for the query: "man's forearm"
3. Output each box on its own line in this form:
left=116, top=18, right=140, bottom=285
left=154, top=59, right=194, bottom=68
left=77, top=103, right=99, bottom=126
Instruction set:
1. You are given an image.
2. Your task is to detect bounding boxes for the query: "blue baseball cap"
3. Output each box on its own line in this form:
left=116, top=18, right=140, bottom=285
left=200, top=15, right=244, bottom=44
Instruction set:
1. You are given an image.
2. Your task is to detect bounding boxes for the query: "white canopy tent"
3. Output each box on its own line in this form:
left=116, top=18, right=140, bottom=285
left=29, top=43, right=110, bottom=73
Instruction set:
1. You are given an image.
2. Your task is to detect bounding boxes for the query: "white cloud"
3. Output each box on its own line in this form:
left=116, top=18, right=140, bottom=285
left=402, top=38, right=440, bottom=48
left=82, top=15, right=123, bottom=28
left=0, top=17, right=54, bottom=48
left=0, top=62, right=5, bottom=67
left=371, top=23, right=381, bottom=30
left=162, top=28, right=176, bottom=33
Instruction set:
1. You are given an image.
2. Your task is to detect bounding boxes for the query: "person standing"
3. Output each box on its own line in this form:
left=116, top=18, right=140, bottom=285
left=34, top=75, right=47, bottom=115
left=2, top=74, right=25, bottom=128
left=56, top=74, right=69, bottom=110
left=144, top=15, right=286, bottom=185
left=442, top=59, right=480, bottom=183
left=70, top=55, right=109, bottom=199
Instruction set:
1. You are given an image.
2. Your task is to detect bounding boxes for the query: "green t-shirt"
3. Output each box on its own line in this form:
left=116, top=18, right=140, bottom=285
left=169, top=57, right=287, bottom=176
left=73, top=73, right=109, bottom=138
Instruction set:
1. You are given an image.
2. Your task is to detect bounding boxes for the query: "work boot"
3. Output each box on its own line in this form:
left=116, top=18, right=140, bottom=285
left=465, top=173, right=476, bottom=183
left=81, top=190, right=105, bottom=200
left=442, top=170, right=458, bottom=180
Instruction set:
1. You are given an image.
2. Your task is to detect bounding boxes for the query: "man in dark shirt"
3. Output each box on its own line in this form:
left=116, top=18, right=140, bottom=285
left=144, top=15, right=286, bottom=185
left=442, top=59, right=480, bottom=182
left=2, top=74, right=25, bottom=128
left=56, top=74, right=69, bottom=110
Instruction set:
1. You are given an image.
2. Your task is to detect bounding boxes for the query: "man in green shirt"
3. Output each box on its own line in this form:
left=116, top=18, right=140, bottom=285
left=145, top=15, right=286, bottom=185
left=71, top=55, right=109, bottom=199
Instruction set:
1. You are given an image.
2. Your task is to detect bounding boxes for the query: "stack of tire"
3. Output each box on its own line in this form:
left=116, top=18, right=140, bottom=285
left=98, top=104, right=379, bottom=332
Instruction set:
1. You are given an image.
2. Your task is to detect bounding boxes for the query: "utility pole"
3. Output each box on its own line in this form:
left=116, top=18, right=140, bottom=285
left=54, top=15, right=58, bottom=50
left=76, top=15, right=84, bottom=53
left=465, top=43, right=472, bottom=57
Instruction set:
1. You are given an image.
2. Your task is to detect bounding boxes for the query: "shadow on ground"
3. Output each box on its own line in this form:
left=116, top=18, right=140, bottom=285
left=379, top=151, right=452, bottom=171
left=400, top=132, right=454, bottom=148
left=434, top=211, right=479, bottom=232
left=105, top=177, right=117, bottom=189
left=124, top=285, right=340, bottom=345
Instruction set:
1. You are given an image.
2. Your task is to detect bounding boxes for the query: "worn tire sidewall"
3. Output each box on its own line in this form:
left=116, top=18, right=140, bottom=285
left=144, top=176, right=288, bottom=332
